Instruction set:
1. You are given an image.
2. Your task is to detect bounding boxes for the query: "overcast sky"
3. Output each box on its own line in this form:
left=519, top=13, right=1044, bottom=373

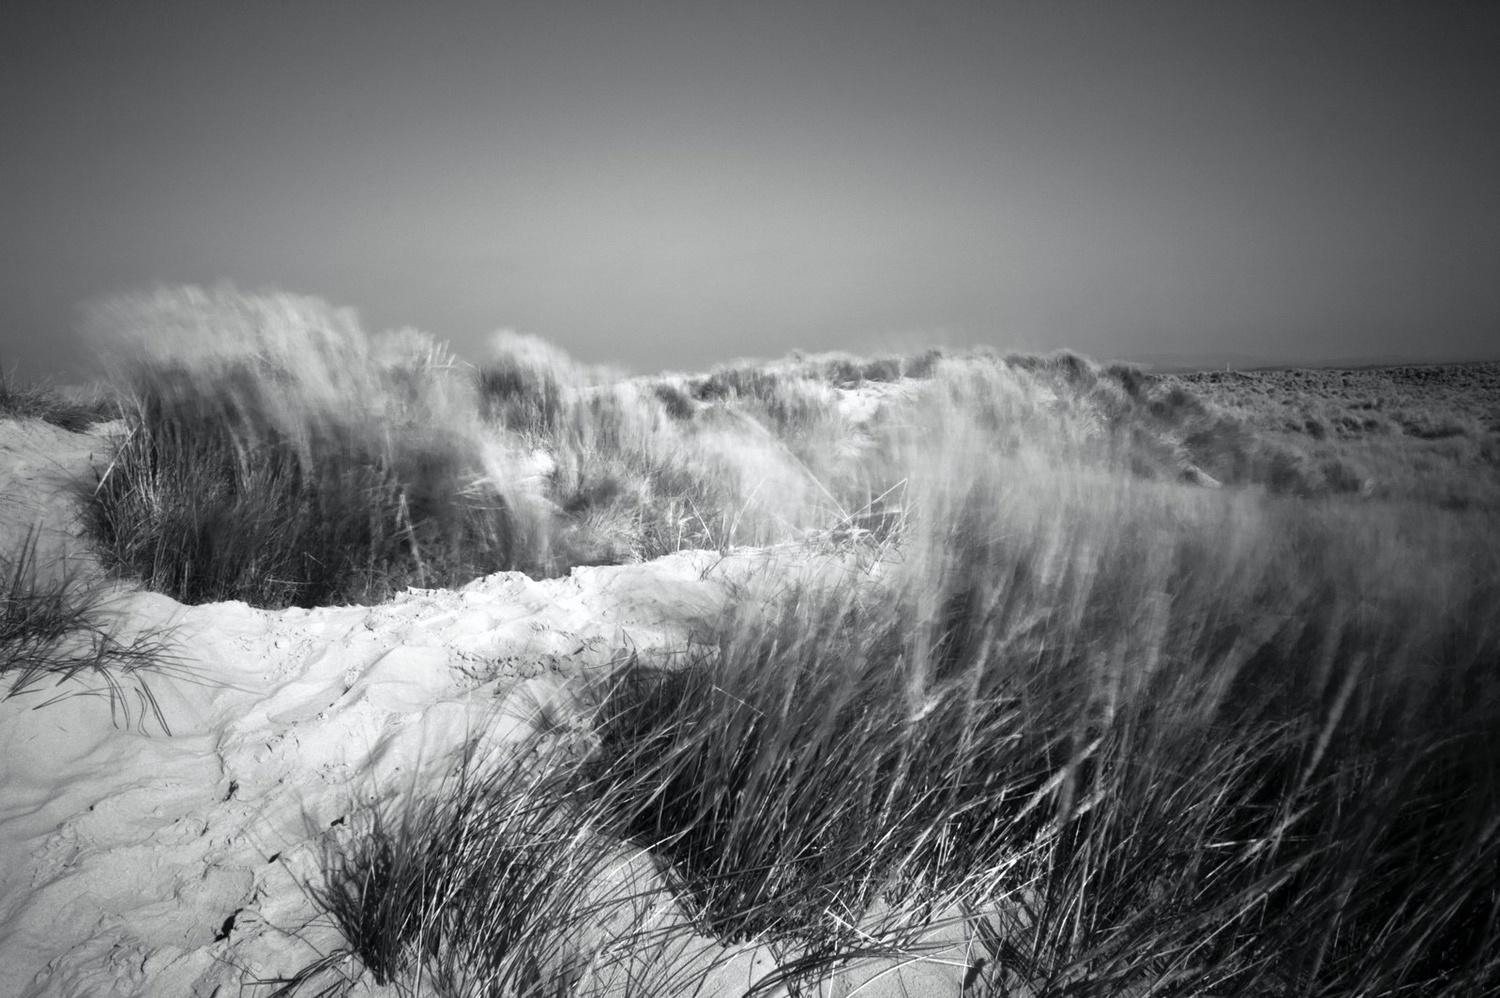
left=4, top=0, right=1498, bottom=376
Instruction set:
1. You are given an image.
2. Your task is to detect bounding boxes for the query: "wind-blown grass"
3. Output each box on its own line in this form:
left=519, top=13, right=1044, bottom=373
left=483, top=337, right=850, bottom=567
left=1, top=529, right=178, bottom=732
left=1176, top=363, right=1500, bottom=509
left=77, top=294, right=1393, bottom=607
left=0, top=366, right=111, bottom=432
left=584, top=408, right=1500, bottom=996
left=79, top=288, right=539, bottom=608
left=232, top=324, right=1500, bottom=994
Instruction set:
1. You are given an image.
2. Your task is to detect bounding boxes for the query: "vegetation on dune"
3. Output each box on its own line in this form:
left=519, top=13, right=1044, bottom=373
left=281, top=344, right=1498, bottom=996
left=56, top=285, right=1500, bottom=994
left=0, top=365, right=112, bottom=432
left=648, top=381, right=696, bottom=422
left=270, top=734, right=772, bottom=998
left=475, top=330, right=589, bottom=439
left=80, top=287, right=1463, bottom=605
left=1175, top=362, right=1500, bottom=508
left=267, top=746, right=624, bottom=997
left=583, top=415, right=1500, bottom=996
left=480, top=338, right=852, bottom=567
left=1, top=529, right=178, bottom=732
left=79, top=288, right=539, bottom=608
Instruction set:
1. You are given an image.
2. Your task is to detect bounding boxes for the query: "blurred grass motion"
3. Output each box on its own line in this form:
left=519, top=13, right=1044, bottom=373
left=77, top=285, right=1460, bottom=608
left=1175, top=362, right=1500, bottom=510
left=586, top=395, right=1500, bottom=995
left=79, top=287, right=539, bottom=608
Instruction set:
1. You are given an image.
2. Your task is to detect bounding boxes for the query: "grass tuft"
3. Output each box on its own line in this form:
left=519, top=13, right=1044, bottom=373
left=78, top=288, right=535, bottom=608
left=268, top=734, right=721, bottom=998
left=1, top=529, right=180, bottom=733
left=0, top=366, right=112, bottom=432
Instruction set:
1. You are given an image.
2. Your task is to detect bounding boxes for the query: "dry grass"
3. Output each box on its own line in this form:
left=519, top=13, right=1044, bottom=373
left=1172, top=362, right=1500, bottom=508
left=582, top=398, right=1500, bottom=996
left=281, top=348, right=1498, bottom=996
left=1, top=528, right=180, bottom=732
left=78, top=288, right=543, bottom=607
left=0, top=366, right=112, bottom=432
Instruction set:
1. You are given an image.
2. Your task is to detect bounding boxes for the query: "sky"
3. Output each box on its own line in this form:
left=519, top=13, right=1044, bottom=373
left=3, top=0, right=1498, bottom=378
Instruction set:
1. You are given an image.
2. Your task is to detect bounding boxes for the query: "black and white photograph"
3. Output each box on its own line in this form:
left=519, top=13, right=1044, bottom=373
left=2, top=2, right=1498, bottom=995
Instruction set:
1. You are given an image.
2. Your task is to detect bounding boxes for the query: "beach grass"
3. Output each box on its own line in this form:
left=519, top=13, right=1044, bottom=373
left=1, top=528, right=179, bottom=732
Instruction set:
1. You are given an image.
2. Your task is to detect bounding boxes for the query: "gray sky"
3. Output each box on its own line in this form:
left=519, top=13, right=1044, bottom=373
left=4, top=1, right=1498, bottom=377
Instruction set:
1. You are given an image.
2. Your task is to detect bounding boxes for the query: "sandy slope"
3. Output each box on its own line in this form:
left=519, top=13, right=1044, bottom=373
left=0, top=419, right=115, bottom=570
left=0, top=417, right=975, bottom=998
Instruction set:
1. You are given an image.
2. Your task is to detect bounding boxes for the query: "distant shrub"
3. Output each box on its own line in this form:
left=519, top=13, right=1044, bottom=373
left=813, top=355, right=865, bottom=386
left=537, top=381, right=771, bottom=564
left=1260, top=443, right=1322, bottom=495
left=913, top=353, right=1165, bottom=477
left=650, top=381, right=695, bottom=421
left=902, top=348, right=944, bottom=379
left=1396, top=411, right=1469, bottom=440
left=475, top=331, right=586, bottom=437
left=550, top=418, right=837, bottom=565
left=1319, top=455, right=1368, bottom=494
left=740, top=376, right=837, bottom=442
left=858, top=356, right=903, bottom=383
left=477, top=364, right=564, bottom=435
left=1080, top=372, right=1140, bottom=431
left=1148, top=383, right=1210, bottom=422
left=1005, top=348, right=1098, bottom=388
left=687, top=364, right=847, bottom=465
left=1102, top=361, right=1150, bottom=400
left=1335, top=412, right=1389, bottom=435
left=692, top=364, right=785, bottom=402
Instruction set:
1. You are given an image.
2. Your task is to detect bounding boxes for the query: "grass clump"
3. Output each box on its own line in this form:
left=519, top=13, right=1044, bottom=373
left=0, top=366, right=112, bottom=432
left=649, top=381, right=695, bottom=422
left=480, top=339, right=855, bottom=567
left=79, top=287, right=535, bottom=608
left=1, top=529, right=178, bottom=732
left=268, top=737, right=708, bottom=998
left=584, top=594, right=1030, bottom=982
left=476, top=331, right=591, bottom=438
